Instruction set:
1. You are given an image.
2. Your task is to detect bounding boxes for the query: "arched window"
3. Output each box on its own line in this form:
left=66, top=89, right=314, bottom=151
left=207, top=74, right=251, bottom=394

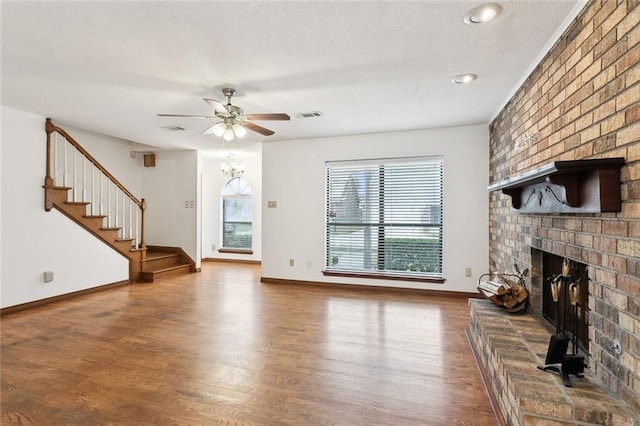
left=220, top=177, right=253, bottom=250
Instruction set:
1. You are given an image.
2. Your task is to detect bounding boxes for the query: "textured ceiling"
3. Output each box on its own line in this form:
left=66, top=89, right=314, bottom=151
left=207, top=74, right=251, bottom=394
left=1, top=1, right=585, bottom=158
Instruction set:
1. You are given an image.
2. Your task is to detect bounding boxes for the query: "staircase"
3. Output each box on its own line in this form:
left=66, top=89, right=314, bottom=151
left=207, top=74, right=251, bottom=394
left=43, top=119, right=194, bottom=282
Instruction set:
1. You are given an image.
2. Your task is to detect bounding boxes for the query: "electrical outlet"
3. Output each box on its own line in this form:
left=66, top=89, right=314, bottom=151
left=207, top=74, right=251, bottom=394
left=44, top=271, right=54, bottom=283
left=268, top=201, right=277, bottom=208
left=211, top=244, right=216, bottom=250
left=307, top=261, right=312, bottom=269
left=465, top=267, right=472, bottom=277
left=289, top=259, right=294, bottom=267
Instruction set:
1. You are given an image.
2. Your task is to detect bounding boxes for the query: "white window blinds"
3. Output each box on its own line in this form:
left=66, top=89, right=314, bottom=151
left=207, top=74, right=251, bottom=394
left=325, top=156, right=443, bottom=277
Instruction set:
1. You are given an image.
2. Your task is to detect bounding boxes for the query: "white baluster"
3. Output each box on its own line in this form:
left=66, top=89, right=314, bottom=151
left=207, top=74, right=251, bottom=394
left=122, top=193, right=125, bottom=239
left=63, top=139, right=67, bottom=188
left=90, top=165, right=94, bottom=216
left=72, top=147, right=76, bottom=202
left=114, top=183, right=118, bottom=229
left=52, top=133, right=58, bottom=185
left=135, top=203, right=139, bottom=248
left=82, top=156, right=86, bottom=202
left=99, top=173, right=103, bottom=217
left=107, top=180, right=112, bottom=228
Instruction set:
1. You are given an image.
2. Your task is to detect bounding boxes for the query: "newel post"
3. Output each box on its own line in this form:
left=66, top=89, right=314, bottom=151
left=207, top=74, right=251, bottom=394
left=44, top=118, right=55, bottom=211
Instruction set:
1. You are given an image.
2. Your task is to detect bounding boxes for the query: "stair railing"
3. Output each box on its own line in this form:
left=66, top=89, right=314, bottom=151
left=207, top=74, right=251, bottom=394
left=44, top=119, right=146, bottom=250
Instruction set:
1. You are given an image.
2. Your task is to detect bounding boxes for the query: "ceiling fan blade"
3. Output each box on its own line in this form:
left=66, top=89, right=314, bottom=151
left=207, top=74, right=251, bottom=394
left=244, top=122, right=275, bottom=136
left=157, top=114, right=213, bottom=118
left=203, top=98, right=229, bottom=115
left=246, top=113, right=290, bottom=121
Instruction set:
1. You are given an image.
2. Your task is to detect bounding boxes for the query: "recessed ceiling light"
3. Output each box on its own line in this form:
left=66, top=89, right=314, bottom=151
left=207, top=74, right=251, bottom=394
left=463, top=3, right=502, bottom=25
left=451, top=73, right=478, bottom=84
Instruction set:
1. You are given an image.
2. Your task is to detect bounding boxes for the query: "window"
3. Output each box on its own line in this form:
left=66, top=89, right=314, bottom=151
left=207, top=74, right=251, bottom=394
left=325, top=156, right=443, bottom=279
left=220, top=177, right=252, bottom=250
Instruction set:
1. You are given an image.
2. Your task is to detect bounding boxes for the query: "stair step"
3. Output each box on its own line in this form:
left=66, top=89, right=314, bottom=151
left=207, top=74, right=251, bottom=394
left=143, top=253, right=180, bottom=261
left=116, top=238, right=135, bottom=242
left=139, top=264, right=192, bottom=283
left=142, top=252, right=183, bottom=271
left=51, top=186, right=71, bottom=190
left=62, top=201, right=90, bottom=216
left=113, top=239, right=135, bottom=252
left=85, top=215, right=107, bottom=219
left=83, top=215, right=106, bottom=227
left=100, top=227, right=121, bottom=231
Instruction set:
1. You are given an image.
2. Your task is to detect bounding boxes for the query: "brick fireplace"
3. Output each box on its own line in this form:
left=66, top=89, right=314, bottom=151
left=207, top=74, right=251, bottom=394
left=486, top=0, right=640, bottom=420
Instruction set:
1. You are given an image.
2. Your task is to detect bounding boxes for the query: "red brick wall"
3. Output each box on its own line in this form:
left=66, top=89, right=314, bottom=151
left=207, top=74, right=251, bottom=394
left=489, top=0, right=639, bottom=411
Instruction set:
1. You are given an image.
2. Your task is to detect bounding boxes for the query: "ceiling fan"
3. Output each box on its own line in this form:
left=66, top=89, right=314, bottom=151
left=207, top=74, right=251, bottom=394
left=158, top=88, right=290, bottom=141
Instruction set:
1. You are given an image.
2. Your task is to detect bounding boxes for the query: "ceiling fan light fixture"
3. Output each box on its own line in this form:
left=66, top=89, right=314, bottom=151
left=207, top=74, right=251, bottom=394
left=232, top=123, right=247, bottom=138
left=209, top=122, right=227, bottom=137
left=223, top=126, right=235, bottom=141
left=463, top=3, right=502, bottom=25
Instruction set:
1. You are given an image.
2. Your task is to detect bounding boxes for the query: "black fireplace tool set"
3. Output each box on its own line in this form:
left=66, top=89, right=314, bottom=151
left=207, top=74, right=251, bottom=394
left=537, top=257, right=585, bottom=387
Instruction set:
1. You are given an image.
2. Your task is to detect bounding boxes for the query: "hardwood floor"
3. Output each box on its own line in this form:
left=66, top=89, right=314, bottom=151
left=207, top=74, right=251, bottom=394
left=1, top=263, right=496, bottom=425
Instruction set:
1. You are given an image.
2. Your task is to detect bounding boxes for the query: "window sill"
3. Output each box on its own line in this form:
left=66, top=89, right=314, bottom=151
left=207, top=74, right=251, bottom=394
left=322, top=270, right=445, bottom=284
left=218, top=248, right=254, bottom=255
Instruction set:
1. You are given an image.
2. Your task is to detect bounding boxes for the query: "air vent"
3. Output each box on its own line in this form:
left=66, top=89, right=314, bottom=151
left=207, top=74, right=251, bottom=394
left=162, top=126, right=186, bottom=131
left=295, top=111, right=324, bottom=119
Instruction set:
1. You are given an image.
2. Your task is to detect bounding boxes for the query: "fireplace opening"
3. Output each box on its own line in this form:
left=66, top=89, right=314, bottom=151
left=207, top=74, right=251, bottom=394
left=542, top=252, right=589, bottom=351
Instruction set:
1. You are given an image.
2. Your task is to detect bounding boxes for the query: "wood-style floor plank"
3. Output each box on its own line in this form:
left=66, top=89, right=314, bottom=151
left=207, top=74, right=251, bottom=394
left=1, top=263, right=496, bottom=425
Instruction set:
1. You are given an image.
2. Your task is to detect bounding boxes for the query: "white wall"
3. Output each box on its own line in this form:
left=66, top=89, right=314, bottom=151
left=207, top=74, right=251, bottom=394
left=262, top=124, right=489, bottom=293
left=1, top=106, right=130, bottom=308
left=141, top=150, right=201, bottom=268
left=201, top=154, right=263, bottom=262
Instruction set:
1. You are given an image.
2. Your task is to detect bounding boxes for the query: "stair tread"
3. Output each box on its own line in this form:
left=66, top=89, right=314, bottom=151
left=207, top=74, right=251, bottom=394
left=86, top=215, right=107, bottom=219
left=49, top=186, right=71, bottom=190
left=65, top=201, right=90, bottom=206
left=143, top=252, right=181, bottom=261
left=116, top=238, right=135, bottom=242
left=101, top=227, right=121, bottom=231
left=142, top=264, right=191, bottom=274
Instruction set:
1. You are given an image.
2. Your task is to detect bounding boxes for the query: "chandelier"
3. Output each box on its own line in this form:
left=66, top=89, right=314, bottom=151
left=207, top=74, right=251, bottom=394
left=204, top=118, right=247, bottom=142
left=221, top=156, right=245, bottom=177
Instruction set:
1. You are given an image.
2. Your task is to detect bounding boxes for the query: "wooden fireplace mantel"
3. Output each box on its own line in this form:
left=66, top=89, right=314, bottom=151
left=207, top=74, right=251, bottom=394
left=488, top=158, right=625, bottom=213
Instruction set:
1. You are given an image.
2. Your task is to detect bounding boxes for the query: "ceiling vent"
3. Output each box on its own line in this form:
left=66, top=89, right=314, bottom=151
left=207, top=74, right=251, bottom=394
left=295, top=111, right=324, bottom=119
left=162, top=126, right=186, bottom=131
